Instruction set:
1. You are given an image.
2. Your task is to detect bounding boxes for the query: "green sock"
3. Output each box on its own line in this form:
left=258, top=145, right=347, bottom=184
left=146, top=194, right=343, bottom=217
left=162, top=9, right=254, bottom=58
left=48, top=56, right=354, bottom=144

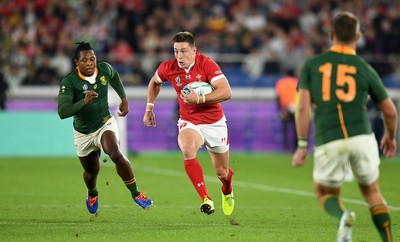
left=322, top=195, right=345, bottom=219
left=370, top=204, right=392, bottom=242
left=88, top=188, right=98, bottom=197
left=124, top=177, right=140, bottom=198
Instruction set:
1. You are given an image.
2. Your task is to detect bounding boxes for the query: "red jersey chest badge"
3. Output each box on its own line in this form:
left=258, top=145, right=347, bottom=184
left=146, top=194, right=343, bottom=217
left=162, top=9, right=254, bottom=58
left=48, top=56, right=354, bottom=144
left=196, top=74, right=202, bottom=81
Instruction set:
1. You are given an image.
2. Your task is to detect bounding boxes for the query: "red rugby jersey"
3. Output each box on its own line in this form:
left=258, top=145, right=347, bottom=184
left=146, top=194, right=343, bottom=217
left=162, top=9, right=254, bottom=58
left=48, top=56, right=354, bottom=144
left=156, top=52, right=226, bottom=124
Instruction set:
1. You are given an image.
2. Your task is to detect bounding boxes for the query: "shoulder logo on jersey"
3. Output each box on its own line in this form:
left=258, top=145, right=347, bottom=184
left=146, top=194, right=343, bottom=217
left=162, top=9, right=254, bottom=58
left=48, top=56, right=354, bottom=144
left=175, top=76, right=182, bottom=86
left=215, top=70, right=222, bottom=75
left=100, top=76, right=107, bottom=85
left=60, top=85, right=66, bottom=93
left=82, top=84, right=88, bottom=94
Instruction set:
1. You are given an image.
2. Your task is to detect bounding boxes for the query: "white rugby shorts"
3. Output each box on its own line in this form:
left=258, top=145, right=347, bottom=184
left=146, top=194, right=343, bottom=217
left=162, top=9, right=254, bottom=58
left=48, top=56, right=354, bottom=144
left=73, top=116, right=119, bottom=157
left=177, top=116, right=229, bottom=153
left=313, top=133, right=380, bottom=188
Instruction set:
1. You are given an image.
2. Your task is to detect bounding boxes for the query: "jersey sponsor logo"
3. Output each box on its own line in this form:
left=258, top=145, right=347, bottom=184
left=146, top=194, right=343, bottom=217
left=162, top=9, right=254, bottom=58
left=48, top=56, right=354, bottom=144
left=94, top=84, right=97, bottom=90
left=102, top=115, right=111, bottom=123
left=100, top=76, right=107, bottom=85
left=175, top=76, right=182, bottom=86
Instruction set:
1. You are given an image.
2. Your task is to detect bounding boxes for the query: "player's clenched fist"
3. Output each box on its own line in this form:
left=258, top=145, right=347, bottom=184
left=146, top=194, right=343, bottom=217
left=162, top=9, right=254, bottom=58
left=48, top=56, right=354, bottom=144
left=84, top=90, right=98, bottom=105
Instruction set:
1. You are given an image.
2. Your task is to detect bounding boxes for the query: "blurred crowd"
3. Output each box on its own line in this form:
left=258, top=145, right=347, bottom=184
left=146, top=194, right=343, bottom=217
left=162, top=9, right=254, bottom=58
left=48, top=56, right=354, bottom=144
left=1, top=0, right=400, bottom=93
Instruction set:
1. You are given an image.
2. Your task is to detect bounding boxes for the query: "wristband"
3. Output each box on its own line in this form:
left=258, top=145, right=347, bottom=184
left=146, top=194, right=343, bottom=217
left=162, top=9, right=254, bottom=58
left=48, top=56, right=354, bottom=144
left=146, top=102, right=154, bottom=112
left=297, top=138, right=308, bottom=149
left=202, top=95, right=206, bottom=104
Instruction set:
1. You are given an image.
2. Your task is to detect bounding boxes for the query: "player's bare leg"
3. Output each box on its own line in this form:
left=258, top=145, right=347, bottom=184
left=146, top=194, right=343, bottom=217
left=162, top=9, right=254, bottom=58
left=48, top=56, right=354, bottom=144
left=101, top=131, right=134, bottom=181
left=101, top=131, right=153, bottom=209
left=79, top=150, right=100, bottom=214
left=79, top=150, right=101, bottom=190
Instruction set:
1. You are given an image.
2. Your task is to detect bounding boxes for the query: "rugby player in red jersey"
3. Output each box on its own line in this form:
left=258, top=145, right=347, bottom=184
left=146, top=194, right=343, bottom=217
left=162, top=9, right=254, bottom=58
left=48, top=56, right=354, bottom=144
left=143, top=32, right=234, bottom=216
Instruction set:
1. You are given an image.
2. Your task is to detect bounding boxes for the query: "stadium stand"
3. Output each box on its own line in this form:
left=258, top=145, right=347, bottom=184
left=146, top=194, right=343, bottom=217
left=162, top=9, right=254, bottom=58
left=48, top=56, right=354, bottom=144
left=1, top=0, right=400, bottom=89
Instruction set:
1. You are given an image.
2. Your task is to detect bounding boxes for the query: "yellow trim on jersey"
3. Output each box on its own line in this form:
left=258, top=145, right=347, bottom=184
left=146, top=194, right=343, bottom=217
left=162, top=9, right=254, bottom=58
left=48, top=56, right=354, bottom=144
left=330, top=45, right=356, bottom=55
left=337, top=104, right=349, bottom=138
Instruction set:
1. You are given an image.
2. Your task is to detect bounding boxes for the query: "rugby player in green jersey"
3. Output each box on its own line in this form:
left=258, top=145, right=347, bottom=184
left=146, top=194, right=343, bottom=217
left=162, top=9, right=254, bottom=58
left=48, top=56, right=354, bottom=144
left=58, top=42, right=153, bottom=214
left=292, top=12, right=397, bottom=242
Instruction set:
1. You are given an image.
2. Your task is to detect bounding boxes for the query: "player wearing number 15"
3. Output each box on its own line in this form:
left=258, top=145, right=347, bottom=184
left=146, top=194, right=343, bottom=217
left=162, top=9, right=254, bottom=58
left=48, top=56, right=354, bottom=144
left=292, top=12, right=397, bottom=242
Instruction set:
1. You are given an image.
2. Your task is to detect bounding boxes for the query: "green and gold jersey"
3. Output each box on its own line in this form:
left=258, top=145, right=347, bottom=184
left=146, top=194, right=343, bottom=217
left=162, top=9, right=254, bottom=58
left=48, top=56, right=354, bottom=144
left=57, top=62, right=126, bottom=134
left=299, top=45, right=389, bottom=146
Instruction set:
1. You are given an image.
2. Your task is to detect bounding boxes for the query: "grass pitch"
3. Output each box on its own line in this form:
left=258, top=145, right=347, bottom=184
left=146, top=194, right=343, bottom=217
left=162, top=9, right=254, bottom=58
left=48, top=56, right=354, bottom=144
left=0, top=152, right=399, bottom=242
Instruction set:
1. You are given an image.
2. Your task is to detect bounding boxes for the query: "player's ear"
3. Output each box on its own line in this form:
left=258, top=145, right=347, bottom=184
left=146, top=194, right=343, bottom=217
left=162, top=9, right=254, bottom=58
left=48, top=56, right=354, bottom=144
left=355, top=32, right=361, bottom=42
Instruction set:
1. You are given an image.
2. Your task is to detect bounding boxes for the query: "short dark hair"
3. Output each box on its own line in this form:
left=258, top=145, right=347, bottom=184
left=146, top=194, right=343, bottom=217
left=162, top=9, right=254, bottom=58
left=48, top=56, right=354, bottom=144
left=332, top=12, right=359, bottom=43
left=172, top=32, right=195, bottom=47
left=73, top=42, right=94, bottom=61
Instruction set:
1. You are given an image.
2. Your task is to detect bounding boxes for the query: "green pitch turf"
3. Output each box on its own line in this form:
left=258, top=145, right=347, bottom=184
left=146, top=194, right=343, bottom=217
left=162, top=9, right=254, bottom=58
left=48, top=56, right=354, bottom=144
left=0, top=152, right=399, bottom=242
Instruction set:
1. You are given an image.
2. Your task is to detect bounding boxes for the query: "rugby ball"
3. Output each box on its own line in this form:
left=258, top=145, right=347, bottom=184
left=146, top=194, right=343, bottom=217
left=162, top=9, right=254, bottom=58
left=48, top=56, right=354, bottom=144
left=182, top=82, right=214, bottom=96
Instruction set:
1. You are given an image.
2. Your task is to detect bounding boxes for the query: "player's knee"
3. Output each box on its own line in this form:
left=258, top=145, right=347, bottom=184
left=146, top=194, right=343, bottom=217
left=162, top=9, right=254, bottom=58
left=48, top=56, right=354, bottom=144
left=180, top=145, right=198, bottom=158
left=106, top=149, right=123, bottom=162
left=84, top=171, right=98, bottom=180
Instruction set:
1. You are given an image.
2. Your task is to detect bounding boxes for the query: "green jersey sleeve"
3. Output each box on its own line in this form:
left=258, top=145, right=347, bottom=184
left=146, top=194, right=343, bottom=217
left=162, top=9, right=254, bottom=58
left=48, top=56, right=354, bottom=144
left=298, top=60, right=311, bottom=90
left=103, top=62, right=126, bottom=99
left=366, top=64, right=389, bottom=103
left=57, top=77, right=85, bottom=119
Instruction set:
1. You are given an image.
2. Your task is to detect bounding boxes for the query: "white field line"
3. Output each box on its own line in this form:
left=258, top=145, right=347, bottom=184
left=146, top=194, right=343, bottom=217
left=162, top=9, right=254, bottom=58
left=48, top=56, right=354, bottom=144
left=136, top=164, right=400, bottom=211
